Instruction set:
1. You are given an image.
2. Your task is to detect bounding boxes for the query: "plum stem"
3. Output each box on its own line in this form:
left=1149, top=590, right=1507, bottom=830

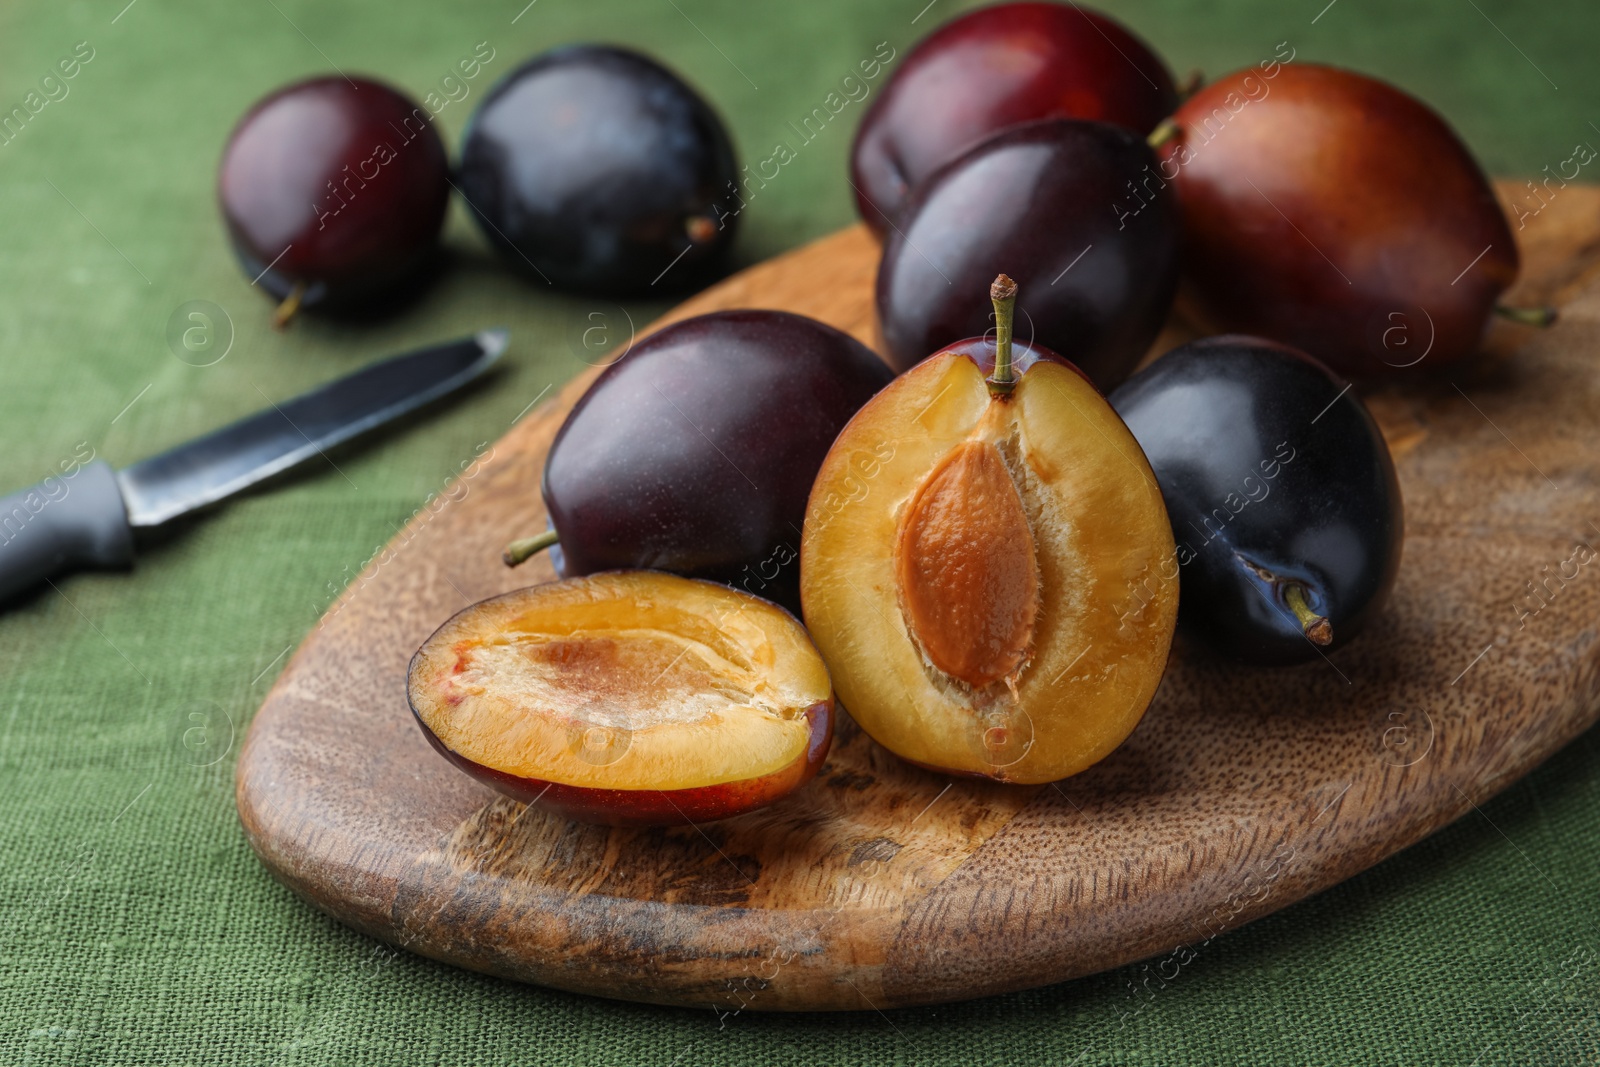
left=988, top=274, right=1018, bottom=397
left=685, top=214, right=718, bottom=245
left=271, top=282, right=306, bottom=331
left=1147, top=118, right=1180, bottom=150
left=503, top=529, right=560, bottom=568
left=1285, top=584, right=1333, bottom=646
left=1495, top=304, right=1557, bottom=327
left=1177, top=69, right=1205, bottom=101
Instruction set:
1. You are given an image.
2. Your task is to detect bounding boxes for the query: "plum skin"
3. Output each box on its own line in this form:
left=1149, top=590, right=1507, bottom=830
left=935, top=333, right=1089, bottom=386
left=458, top=44, right=739, bottom=294
left=541, top=310, right=894, bottom=611
left=218, top=76, right=450, bottom=310
left=850, top=0, right=1177, bottom=234
left=875, top=119, right=1179, bottom=391
left=1110, top=335, right=1403, bottom=665
left=1160, top=63, right=1517, bottom=379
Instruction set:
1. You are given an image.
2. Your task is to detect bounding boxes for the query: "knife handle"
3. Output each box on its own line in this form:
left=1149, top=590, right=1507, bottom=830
left=0, top=461, right=134, bottom=603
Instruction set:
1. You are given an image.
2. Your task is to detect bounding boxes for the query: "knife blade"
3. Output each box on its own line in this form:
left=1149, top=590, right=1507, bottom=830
left=0, top=328, right=507, bottom=602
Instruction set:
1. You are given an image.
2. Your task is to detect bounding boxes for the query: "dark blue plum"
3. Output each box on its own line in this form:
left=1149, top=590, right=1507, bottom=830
left=458, top=45, right=738, bottom=294
left=1109, top=336, right=1403, bottom=666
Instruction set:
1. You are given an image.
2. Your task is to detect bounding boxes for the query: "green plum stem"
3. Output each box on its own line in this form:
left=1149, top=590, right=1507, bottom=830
left=271, top=281, right=307, bottom=331
left=1495, top=304, right=1557, bottom=328
left=988, top=273, right=1018, bottom=397
left=1284, top=584, right=1333, bottom=646
left=503, top=529, right=560, bottom=568
left=1146, top=118, right=1180, bottom=150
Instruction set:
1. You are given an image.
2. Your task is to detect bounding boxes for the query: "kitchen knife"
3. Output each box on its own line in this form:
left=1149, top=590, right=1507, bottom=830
left=0, top=328, right=507, bottom=602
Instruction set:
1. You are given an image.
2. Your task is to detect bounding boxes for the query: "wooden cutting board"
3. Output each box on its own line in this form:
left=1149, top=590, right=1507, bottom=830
left=236, top=181, right=1600, bottom=1012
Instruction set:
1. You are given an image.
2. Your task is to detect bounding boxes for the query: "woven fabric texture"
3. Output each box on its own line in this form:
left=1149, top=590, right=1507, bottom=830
left=1, top=1, right=1597, bottom=1064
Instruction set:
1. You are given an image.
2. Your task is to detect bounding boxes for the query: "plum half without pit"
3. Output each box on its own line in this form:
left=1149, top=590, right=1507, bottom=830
left=408, top=572, right=834, bottom=826
left=802, top=277, right=1177, bottom=782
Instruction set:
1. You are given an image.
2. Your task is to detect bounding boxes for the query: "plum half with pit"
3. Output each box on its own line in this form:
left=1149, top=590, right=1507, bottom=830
left=218, top=76, right=451, bottom=326
left=458, top=45, right=739, bottom=294
left=803, top=277, right=1177, bottom=782
left=875, top=119, right=1179, bottom=391
left=409, top=572, right=834, bottom=826
left=1109, top=335, right=1403, bottom=665
left=851, top=1, right=1177, bottom=234
left=504, top=310, right=894, bottom=611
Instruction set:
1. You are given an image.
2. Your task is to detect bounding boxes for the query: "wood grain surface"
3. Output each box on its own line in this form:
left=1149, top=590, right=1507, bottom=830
left=236, top=181, right=1600, bottom=1012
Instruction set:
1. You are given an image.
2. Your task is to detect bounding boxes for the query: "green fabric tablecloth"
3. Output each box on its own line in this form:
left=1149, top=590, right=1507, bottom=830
left=2, top=1, right=1597, bottom=1063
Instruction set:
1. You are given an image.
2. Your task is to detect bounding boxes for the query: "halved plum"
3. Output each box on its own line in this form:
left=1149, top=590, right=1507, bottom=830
left=802, top=279, right=1176, bottom=783
left=408, top=572, right=833, bottom=825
